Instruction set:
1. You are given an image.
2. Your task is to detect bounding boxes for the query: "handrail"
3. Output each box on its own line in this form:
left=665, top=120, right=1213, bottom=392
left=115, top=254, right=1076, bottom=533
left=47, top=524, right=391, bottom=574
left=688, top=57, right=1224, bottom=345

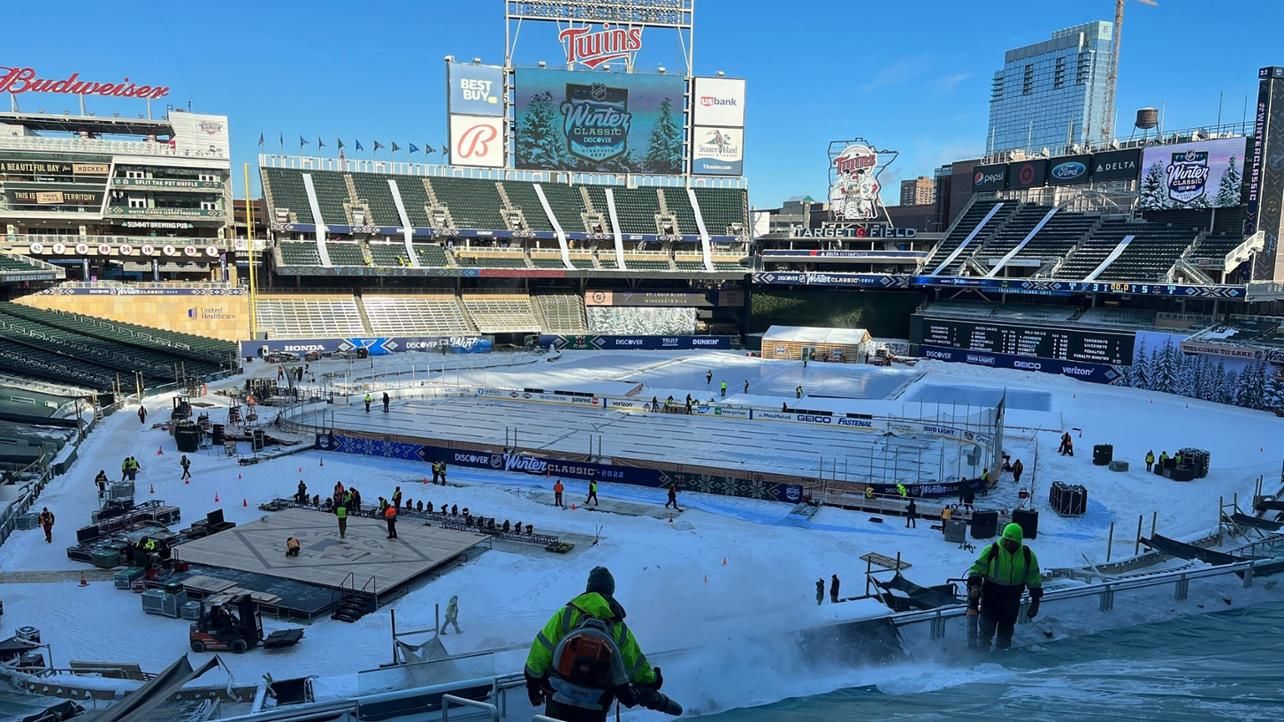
left=441, top=694, right=500, bottom=721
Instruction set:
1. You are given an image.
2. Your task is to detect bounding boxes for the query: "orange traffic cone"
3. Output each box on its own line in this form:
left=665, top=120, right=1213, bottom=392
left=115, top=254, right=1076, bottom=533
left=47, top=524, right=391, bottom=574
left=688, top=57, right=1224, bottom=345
left=156, top=447, right=163, bottom=456
left=242, top=498, right=248, bottom=507
left=184, top=477, right=189, bottom=485
left=703, top=575, right=708, bottom=584
left=722, top=558, right=728, bottom=567
left=79, top=573, right=88, bottom=587
left=319, top=458, right=324, bottom=467
left=214, top=492, right=220, bottom=503
left=149, top=483, right=155, bottom=494
left=571, top=503, right=577, bottom=511
left=237, top=473, right=242, bottom=480
left=298, top=466, right=303, bottom=473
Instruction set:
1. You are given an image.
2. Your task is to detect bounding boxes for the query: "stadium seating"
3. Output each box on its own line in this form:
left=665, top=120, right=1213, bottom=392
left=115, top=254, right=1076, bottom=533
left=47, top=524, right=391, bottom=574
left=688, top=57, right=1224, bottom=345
left=673, top=253, right=706, bottom=271
left=350, top=172, right=403, bottom=227
left=584, top=187, right=611, bottom=224
left=597, top=253, right=621, bottom=270
left=394, top=177, right=433, bottom=227
left=533, top=292, right=589, bottom=334
left=429, top=177, right=506, bottom=230
left=461, top=294, right=541, bottom=333
left=0, top=254, right=43, bottom=273
left=414, top=243, right=452, bottom=267
left=368, top=242, right=412, bottom=267
left=692, top=187, right=749, bottom=236
left=541, top=183, right=592, bottom=232
left=567, top=252, right=596, bottom=270
left=529, top=251, right=568, bottom=269
left=587, top=306, right=697, bottom=335
left=712, top=255, right=749, bottom=272
left=925, top=199, right=1012, bottom=272
left=1094, top=225, right=1198, bottom=282
left=660, top=188, right=700, bottom=235
left=278, top=241, right=323, bottom=266
left=920, top=299, right=997, bottom=318
left=1077, top=306, right=1158, bottom=328
left=611, top=188, right=663, bottom=234
left=1010, top=211, right=1099, bottom=265
left=254, top=295, right=367, bottom=338
left=326, top=242, right=368, bottom=266
left=263, top=167, right=314, bottom=224
left=453, top=250, right=529, bottom=268
left=989, top=303, right=1077, bottom=322
left=1188, top=234, right=1242, bottom=263
left=970, top=205, right=1050, bottom=264
left=501, top=181, right=554, bottom=232
left=309, top=171, right=353, bottom=227
left=1052, top=220, right=1133, bottom=279
left=622, top=253, right=673, bottom=272
left=362, top=295, right=474, bottom=336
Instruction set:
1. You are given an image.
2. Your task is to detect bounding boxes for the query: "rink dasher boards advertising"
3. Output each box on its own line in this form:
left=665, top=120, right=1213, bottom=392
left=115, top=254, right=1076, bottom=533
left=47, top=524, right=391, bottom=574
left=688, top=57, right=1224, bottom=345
left=239, top=336, right=492, bottom=357
left=314, top=432, right=803, bottom=503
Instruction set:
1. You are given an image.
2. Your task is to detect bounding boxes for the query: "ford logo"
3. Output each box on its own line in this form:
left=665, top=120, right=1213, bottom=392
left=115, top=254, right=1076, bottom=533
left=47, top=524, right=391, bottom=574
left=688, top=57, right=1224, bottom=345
left=1051, top=161, right=1086, bottom=180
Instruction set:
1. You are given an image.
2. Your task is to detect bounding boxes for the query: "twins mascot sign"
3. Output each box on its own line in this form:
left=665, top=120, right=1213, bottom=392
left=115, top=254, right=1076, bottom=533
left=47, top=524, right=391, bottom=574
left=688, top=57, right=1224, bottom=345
left=829, top=143, right=884, bottom=221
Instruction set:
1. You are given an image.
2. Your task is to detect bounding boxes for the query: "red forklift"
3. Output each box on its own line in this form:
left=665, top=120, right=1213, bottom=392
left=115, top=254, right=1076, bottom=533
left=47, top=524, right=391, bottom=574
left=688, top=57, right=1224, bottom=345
left=189, top=594, right=304, bottom=653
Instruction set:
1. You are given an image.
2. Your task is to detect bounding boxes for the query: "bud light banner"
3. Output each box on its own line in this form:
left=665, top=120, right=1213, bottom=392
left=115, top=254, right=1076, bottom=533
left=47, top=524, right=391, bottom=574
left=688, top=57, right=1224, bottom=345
left=1139, top=138, right=1246, bottom=210
left=514, top=68, right=686, bottom=173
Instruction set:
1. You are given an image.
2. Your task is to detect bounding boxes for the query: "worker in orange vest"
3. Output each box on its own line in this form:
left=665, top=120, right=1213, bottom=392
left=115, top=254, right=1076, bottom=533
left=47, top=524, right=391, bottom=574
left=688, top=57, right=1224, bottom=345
left=553, top=479, right=564, bottom=508
left=384, top=502, right=398, bottom=539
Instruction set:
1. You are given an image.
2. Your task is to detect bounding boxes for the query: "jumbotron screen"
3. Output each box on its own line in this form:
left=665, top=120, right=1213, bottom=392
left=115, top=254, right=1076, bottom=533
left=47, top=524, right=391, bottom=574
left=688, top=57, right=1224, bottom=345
left=914, top=317, right=1135, bottom=365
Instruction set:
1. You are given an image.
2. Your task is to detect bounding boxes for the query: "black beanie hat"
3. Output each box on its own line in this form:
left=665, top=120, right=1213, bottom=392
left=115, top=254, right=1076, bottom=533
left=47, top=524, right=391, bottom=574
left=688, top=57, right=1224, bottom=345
left=586, top=566, right=615, bottom=596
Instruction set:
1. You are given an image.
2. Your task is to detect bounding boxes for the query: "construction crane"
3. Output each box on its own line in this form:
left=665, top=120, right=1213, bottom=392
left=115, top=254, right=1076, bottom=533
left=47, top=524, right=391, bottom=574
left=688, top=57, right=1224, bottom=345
left=1104, top=0, right=1158, bottom=143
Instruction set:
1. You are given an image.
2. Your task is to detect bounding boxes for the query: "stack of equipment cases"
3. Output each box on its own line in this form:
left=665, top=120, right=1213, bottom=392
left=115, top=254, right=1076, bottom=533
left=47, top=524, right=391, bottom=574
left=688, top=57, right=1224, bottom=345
left=1050, top=481, right=1087, bottom=516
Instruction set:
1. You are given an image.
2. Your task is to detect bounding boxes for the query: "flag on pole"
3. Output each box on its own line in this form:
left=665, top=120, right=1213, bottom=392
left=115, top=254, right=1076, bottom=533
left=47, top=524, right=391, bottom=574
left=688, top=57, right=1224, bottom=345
left=424, top=145, right=436, bottom=155
left=391, top=142, right=401, bottom=153
left=257, top=132, right=264, bottom=147
left=317, top=136, right=326, bottom=149
left=355, top=140, right=364, bottom=151
left=278, top=132, right=284, bottom=150
left=299, top=135, right=309, bottom=149
left=373, top=140, right=385, bottom=152
left=409, top=143, right=419, bottom=154
left=337, top=138, right=345, bottom=150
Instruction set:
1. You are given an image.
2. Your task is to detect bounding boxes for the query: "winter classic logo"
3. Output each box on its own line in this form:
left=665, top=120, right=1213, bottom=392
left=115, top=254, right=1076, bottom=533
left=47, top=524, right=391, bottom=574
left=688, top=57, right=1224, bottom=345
left=560, top=82, right=631, bottom=163
left=1164, top=150, right=1211, bottom=204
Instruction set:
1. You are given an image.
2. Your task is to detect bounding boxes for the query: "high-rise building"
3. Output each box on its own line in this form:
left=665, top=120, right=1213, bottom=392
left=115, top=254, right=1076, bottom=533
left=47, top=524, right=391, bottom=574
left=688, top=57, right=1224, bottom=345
left=986, top=21, right=1115, bottom=156
left=899, top=176, right=936, bottom=206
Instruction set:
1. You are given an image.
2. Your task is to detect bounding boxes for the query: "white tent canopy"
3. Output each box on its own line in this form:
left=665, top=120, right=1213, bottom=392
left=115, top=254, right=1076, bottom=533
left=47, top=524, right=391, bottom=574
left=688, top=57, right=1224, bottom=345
left=762, top=326, right=871, bottom=345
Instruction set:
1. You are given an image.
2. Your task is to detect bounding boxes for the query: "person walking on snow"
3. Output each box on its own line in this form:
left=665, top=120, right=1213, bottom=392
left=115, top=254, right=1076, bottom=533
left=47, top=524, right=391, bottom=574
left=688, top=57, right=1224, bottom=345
left=126, top=457, right=140, bottom=482
left=382, top=392, right=390, bottom=413
left=440, top=595, right=461, bottom=634
left=120, top=457, right=130, bottom=482
left=830, top=574, right=840, bottom=603
left=553, top=479, right=564, bottom=508
left=706, top=369, right=713, bottom=385
left=665, top=482, right=681, bottom=511
left=137, top=406, right=147, bottom=425
left=392, top=486, right=403, bottom=508
left=905, top=498, right=918, bottom=528
left=384, top=503, right=398, bottom=539
left=364, top=393, right=372, bottom=413
left=720, top=380, right=727, bottom=397
left=335, top=498, right=348, bottom=539
left=1012, top=459, right=1024, bottom=484
left=1145, top=450, right=1155, bottom=472
left=586, top=479, right=599, bottom=506
left=95, top=470, right=109, bottom=498
left=296, top=480, right=308, bottom=504
left=968, top=523, right=1042, bottom=651
left=743, top=379, right=749, bottom=394
left=180, top=455, right=192, bottom=481
left=38, top=507, right=55, bottom=543
left=796, top=385, right=803, bottom=399
left=815, top=578, right=824, bottom=605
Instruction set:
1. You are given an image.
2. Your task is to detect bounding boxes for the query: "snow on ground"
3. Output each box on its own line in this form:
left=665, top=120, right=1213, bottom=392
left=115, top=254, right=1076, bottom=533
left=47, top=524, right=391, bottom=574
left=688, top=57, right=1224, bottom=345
left=1, top=350, right=1281, bottom=713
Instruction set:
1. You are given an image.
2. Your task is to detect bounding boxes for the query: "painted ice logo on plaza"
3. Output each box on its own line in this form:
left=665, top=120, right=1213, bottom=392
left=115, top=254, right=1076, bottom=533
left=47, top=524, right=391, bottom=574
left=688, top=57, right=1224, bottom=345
left=560, top=82, right=631, bottom=162
left=1165, top=150, right=1211, bottom=204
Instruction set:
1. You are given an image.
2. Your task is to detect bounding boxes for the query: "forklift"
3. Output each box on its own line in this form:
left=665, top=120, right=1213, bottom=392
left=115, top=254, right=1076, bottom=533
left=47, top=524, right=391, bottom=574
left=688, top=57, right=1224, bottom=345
left=189, top=595, right=305, bottom=653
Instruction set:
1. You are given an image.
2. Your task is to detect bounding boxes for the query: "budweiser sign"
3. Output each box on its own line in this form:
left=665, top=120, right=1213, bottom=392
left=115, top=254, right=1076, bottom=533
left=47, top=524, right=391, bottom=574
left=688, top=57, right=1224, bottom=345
left=0, top=66, right=170, bottom=100
left=557, top=24, right=643, bottom=69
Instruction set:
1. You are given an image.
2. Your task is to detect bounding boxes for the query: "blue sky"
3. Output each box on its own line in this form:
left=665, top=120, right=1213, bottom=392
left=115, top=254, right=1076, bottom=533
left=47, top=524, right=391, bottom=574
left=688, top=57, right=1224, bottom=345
left=4, top=0, right=1275, bottom=208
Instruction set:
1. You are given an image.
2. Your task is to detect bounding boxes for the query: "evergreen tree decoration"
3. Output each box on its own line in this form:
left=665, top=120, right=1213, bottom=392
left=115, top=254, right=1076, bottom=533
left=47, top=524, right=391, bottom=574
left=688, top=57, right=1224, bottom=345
left=1215, top=155, right=1243, bottom=207
left=643, top=97, right=684, bottom=174
left=517, top=91, right=568, bottom=169
left=1139, top=161, right=1168, bottom=209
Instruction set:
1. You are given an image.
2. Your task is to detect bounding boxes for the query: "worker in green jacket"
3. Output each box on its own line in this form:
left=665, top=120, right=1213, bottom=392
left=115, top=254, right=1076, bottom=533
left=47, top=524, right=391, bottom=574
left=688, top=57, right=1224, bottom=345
left=524, top=567, right=674, bottom=721
left=967, top=523, right=1042, bottom=651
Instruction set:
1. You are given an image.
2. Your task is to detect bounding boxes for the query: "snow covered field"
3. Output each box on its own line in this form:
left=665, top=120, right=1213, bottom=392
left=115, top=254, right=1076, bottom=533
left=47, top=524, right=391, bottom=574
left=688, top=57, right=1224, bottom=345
left=1, top=349, right=1281, bottom=717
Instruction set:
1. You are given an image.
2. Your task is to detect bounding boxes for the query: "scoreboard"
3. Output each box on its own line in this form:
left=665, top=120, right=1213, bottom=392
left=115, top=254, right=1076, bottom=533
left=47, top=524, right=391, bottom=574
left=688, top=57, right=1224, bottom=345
left=912, top=316, right=1135, bottom=366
